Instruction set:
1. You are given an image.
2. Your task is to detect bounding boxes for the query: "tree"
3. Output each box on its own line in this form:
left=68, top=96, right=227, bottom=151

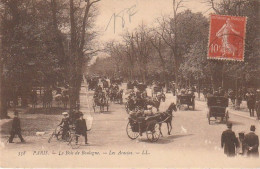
left=206, top=0, right=260, bottom=91
left=68, top=0, right=100, bottom=109
left=0, top=0, right=101, bottom=118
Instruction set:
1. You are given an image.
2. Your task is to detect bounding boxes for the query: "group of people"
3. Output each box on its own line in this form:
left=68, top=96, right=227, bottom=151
left=177, top=88, right=195, bottom=96
left=203, top=87, right=260, bottom=119
left=221, top=122, right=259, bottom=157
left=58, top=111, right=88, bottom=144
left=8, top=110, right=89, bottom=145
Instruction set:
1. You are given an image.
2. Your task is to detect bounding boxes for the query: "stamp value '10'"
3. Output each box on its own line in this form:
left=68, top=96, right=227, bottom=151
left=208, top=14, right=247, bottom=61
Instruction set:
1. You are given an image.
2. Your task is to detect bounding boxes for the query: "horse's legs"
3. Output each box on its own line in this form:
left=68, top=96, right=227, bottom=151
left=159, top=123, right=163, bottom=137
left=169, top=121, right=172, bottom=135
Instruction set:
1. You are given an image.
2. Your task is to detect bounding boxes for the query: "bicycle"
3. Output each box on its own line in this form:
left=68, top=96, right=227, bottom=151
left=67, top=132, right=81, bottom=149
left=48, top=126, right=71, bottom=143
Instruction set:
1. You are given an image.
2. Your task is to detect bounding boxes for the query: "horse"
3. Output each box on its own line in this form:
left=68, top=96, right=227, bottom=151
left=115, top=89, right=123, bottom=104
left=109, top=87, right=119, bottom=102
left=145, top=93, right=165, bottom=111
left=93, top=92, right=108, bottom=112
left=159, top=102, right=177, bottom=136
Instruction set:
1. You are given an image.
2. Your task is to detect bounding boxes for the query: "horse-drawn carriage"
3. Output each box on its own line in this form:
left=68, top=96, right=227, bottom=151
left=176, top=94, right=195, bottom=110
left=93, top=91, right=109, bottom=112
left=126, top=115, right=162, bottom=142
left=207, top=96, right=229, bottom=124
left=109, top=87, right=123, bottom=104
left=126, top=103, right=177, bottom=142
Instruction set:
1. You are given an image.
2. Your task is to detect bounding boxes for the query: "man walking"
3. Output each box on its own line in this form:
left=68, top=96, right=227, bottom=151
left=246, top=91, right=256, bottom=117
left=75, top=112, right=88, bottom=144
left=9, top=111, right=25, bottom=143
left=221, top=122, right=238, bottom=157
left=244, top=125, right=259, bottom=157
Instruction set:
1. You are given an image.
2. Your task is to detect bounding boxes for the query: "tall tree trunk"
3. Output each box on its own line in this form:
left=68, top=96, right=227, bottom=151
left=50, top=0, right=65, bottom=59
left=69, top=0, right=77, bottom=111
left=0, top=33, right=8, bottom=118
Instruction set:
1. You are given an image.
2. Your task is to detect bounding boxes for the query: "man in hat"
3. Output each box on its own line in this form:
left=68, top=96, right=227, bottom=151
left=244, top=125, right=259, bottom=157
left=246, top=91, right=256, bottom=117
left=58, top=112, right=70, bottom=140
left=75, top=112, right=88, bottom=144
left=221, top=122, right=239, bottom=157
left=9, top=111, right=25, bottom=143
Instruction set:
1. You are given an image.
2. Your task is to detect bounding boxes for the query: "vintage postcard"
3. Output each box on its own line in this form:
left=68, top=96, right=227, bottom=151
left=0, top=0, right=259, bottom=168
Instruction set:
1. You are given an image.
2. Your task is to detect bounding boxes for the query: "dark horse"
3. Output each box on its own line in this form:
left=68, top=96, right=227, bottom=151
left=159, top=102, right=177, bottom=136
left=145, top=93, right=165, bottom=111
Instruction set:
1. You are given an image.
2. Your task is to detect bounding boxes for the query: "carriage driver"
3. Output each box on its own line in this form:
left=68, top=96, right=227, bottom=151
left=58, top=112, right=70, bottom=140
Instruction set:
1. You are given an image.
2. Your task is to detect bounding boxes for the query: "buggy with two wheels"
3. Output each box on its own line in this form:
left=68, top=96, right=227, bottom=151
left=93, top=93, right=109, bottom=112
left=126, top=114, right=163, bottom=142
left=207, top=96, right=229, bottom=124
left=176, top=94, right=195, bottom=110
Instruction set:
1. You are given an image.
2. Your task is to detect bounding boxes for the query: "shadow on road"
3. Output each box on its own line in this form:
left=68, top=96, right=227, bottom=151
left=139, top=134, right=193, bottom=144
left=227, top=120, right=245, bottom=126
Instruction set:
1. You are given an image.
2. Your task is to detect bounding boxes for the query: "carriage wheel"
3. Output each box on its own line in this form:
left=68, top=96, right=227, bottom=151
left=146, top=120, right=160, bottom=142
left=126, top=122, right=139, bottom=140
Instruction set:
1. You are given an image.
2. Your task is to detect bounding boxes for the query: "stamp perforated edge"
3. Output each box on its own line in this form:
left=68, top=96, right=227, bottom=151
left=207, top=14, right=247, bottom=62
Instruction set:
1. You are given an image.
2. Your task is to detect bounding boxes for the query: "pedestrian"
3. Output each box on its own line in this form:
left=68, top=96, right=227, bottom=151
left=9, top=111, right=25, bottom=143
left=244, top=125, right=259, bottom=157
left=221, top=122, right=239, bottom=157
left=246, top=91, right=256, bottom=117
left=75, top=112, right=88, bottom=144
left=219, top=87, right=225, bottom=96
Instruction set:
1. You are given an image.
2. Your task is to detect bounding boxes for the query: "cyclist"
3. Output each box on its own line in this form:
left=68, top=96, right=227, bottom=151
left=58, top=112, right=70, bottom=140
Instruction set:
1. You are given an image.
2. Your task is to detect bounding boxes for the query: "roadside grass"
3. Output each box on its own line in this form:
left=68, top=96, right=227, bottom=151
left=0, top=108, right=64, bottom=137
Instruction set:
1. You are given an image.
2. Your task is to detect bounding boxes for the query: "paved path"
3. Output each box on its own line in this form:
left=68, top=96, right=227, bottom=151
left=1, top=83, right=259, bottom=167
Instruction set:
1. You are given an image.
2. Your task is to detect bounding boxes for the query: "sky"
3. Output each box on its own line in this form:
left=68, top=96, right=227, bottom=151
left=94, top=0, right=213, bottom=42
left=89, top=0, right=214, bottom=64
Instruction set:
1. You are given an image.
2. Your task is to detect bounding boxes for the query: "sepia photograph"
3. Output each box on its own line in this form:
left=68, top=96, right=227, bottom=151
left=0, top=0, right=259, bottom=168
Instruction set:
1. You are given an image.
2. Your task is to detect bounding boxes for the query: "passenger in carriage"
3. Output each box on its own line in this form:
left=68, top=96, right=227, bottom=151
left=179, top=89, right=186, bottom=96
left=187, top=88, right=194, bottom=96
left=219, top=87, right=225, bottom=96
left=135, top=94, right=145, bottom=110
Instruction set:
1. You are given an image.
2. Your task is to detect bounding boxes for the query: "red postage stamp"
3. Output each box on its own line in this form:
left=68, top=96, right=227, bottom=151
left=208, top=14, right=247, bottom=61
